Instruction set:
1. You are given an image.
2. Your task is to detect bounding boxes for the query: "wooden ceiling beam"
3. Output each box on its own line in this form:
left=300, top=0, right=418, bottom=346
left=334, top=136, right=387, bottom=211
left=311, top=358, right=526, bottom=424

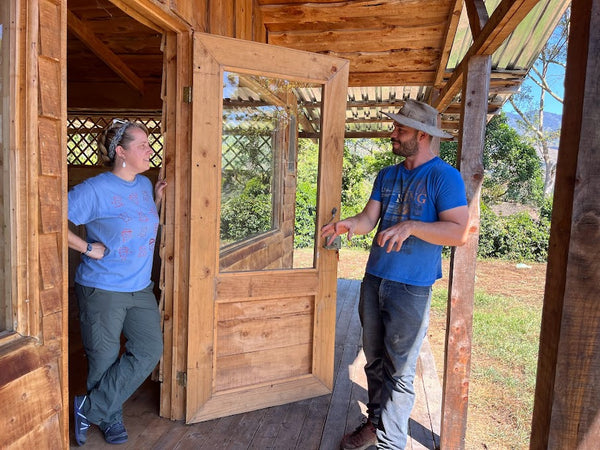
left=109, top=0, right=188, bottom=32
left=433, top=0, right=540, bottom=112
left=465, top=0, right=489, bottom=37
left=268, top=26, right=444, bottom=53
left=265, top=16, right=448, bottom=33
left=323, top=50, right=440, bottom=83
left=433, top=0, right=463, bottom=89
left=349, top=71, right=436, bottom=87
left=260, top=0, right=452, bottom=28
left=67, top=10, right=145, bottom=94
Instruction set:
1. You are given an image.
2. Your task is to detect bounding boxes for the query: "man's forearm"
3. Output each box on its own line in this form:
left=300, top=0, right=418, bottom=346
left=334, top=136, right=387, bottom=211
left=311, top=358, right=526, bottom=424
left=408, top=219, right=469, bottom=246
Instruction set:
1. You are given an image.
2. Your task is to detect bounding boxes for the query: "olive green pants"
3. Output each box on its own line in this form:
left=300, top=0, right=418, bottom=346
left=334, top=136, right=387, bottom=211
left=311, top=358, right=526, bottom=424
left=75, top=283, right=163, bottom=429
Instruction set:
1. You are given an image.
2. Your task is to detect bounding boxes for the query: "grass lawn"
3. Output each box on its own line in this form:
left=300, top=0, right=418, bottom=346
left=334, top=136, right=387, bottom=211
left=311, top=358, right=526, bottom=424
left=328, top=247, right=547, bottom=449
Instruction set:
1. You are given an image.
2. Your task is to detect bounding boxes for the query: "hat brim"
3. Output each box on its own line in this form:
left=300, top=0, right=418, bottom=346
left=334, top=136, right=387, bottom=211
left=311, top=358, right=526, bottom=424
left=382, top=111, right=452, bottom=139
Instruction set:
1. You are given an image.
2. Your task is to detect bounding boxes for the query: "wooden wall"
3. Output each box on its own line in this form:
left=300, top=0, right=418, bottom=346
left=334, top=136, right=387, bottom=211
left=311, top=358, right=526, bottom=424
left=0, top=0, right=69, bottom=448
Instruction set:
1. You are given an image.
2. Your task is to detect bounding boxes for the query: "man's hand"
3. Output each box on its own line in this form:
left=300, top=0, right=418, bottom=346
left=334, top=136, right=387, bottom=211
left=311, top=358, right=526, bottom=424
left=321, top=199, right=382, bottom=247
left=321, top=218, right=357, bottom=247
left=375, top=205, right=470, bottom=253
left=376, top=220, right=414, bottom=252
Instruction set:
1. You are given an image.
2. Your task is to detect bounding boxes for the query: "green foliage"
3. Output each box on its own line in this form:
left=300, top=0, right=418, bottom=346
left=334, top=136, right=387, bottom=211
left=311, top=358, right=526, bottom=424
left=440, top=113, right=544, bottom=207
left=339, top=146, right=377, bottom=249
left=220, top=177, right=272, bottom=243
left=220, top=116, right=552, bottom=259
left=294, top=140, right=378, bottom=249
left=220, top=131, right=274, bottom=244
left=362, top=140, right=402, bottom=177
left=293, top=140, right=319, bottom=247
left=294, top=179, right=318, bottom=248
left=478, top=204, right=550, bottom=262
left=539, top=195, right=553, bottom=222
left=484, top=114, right=544, bottom=206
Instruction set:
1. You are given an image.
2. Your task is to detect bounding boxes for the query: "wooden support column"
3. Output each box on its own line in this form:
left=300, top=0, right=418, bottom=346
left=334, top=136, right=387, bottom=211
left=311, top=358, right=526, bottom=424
left=530, top=1, right=600, bottom=448
left=440, top=55, right=490, bottom=448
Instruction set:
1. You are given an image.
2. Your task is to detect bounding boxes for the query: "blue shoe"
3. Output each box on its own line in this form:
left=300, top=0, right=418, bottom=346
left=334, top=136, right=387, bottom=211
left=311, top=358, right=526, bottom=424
left=73, top=395, right=90, bottom=446
left=102, top=421, right=128, bottom=444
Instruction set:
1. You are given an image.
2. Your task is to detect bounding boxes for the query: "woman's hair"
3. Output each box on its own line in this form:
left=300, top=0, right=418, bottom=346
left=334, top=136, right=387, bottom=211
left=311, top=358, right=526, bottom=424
left=97, top=120, right=149, bottom=167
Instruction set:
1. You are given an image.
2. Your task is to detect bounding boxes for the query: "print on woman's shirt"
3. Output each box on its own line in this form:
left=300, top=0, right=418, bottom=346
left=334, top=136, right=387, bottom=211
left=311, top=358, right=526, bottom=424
left=112, top=191, right=157, bottom=262
left=121, top=229, right=133, bottom=243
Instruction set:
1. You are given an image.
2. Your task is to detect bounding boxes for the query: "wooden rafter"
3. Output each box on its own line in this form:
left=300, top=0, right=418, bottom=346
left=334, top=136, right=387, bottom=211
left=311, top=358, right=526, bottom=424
left=433, top=0, right=464, bottom=89
left=66, top=9, right=145, bottom=94
left=109, top=0, right=188, bottom=32
left=433, top=0, right=540, bottom=112
left=236, top=74, right=317, bottom=135
left=465, top=0, right=489, bottom=37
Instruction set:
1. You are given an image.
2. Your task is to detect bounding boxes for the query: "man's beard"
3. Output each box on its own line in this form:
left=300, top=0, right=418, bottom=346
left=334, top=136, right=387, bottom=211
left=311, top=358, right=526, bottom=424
left=391, top=135, right=418, bottom=157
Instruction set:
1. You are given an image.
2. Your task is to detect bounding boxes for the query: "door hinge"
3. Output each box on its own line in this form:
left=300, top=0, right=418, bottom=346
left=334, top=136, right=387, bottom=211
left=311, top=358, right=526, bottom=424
left=176, top=371, right=187, bottom=387
left=183, top=86, right=192, bottom=103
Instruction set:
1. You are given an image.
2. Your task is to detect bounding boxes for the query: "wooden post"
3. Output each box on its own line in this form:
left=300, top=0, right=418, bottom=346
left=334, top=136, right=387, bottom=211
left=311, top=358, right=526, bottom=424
left=530, top=1, right=600, bottom=448
left=440, top=54, right=490, bottom=448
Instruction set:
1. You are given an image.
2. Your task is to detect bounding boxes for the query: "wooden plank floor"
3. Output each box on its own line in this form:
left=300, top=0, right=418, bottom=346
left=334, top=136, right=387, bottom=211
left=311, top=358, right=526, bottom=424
left=69, top=279, right=441, bottom=449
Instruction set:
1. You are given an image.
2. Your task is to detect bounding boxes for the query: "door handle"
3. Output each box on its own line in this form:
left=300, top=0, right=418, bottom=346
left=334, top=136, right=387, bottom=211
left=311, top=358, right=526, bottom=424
left=322, top=207, right=342, bottom=250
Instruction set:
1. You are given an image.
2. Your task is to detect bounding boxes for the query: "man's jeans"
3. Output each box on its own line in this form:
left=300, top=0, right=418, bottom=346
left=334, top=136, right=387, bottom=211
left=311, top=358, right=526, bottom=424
left=359, top=273, right=432, bottom=450
left=75, top=283, right=163, bottom=428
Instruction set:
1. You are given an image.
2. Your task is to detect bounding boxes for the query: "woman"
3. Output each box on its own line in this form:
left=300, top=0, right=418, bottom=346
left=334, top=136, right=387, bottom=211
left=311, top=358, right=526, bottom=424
left=68, top=119, right=167, bottom=446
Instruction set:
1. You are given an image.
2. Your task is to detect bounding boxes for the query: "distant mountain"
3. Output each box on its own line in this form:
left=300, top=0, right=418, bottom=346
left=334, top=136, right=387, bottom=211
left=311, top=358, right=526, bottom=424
left=505, top=111, right=563, bottom=134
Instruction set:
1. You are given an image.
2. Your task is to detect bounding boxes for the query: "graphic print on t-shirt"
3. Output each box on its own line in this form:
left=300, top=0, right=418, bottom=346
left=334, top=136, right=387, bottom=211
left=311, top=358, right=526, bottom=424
left=111, top=191, right=156, bottom=262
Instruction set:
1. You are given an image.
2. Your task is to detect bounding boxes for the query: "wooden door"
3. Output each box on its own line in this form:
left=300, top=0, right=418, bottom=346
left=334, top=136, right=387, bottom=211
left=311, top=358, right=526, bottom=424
left=185, top=33, right=349, bottom=423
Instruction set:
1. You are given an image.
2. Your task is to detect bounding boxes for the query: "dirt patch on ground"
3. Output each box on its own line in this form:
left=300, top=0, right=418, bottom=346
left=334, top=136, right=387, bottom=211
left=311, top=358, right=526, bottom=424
left=436, top=259, right=547, bottom=303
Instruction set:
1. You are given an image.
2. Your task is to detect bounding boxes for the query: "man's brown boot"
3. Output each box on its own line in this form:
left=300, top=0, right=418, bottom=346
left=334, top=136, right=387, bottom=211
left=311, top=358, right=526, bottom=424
left=339, top=419, right=377, bottom=449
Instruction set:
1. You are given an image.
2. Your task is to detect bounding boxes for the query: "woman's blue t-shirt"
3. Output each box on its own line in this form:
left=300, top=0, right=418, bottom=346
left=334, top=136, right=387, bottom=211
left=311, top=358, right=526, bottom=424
left=68, top=172, right=159, bottom=292
left=365, top=157, right=467, bottom=286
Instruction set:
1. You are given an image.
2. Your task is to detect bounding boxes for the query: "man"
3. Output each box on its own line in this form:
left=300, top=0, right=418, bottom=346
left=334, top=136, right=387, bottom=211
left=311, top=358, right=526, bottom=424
left=322, top=99, right=469, bottom=449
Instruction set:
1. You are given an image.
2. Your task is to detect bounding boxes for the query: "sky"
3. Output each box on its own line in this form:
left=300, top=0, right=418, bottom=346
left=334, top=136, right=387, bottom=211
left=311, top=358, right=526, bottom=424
left=502, top=63, right=565, bottom=116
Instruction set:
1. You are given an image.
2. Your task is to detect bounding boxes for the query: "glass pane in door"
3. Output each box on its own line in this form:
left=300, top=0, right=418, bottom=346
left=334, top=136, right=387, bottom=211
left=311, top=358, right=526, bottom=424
left=219, top=71, right=322, bottom=273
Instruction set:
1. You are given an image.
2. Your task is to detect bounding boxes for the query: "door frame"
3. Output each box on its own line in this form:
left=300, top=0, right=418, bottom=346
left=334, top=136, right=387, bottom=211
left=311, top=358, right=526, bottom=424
left=186, top=32, right=349, bottom=423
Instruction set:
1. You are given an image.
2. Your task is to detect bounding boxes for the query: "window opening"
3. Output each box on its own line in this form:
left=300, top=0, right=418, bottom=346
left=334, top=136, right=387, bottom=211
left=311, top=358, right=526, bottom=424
left=67, top=114, right=163, bottom=167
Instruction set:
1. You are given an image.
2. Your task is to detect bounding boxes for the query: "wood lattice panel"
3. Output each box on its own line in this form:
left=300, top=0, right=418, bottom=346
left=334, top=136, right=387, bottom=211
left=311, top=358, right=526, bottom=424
left=67, top=114, right=163, bottom=167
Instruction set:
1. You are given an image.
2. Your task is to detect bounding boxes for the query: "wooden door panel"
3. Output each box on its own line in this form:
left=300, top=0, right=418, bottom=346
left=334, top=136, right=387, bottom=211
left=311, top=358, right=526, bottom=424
left=215, top=343, right=312, bottom=392
left=216, top=271, right=319, bottom=300
left=216, top=304, right=313, bottom=356
left=187, top=32, right=348, bottom=423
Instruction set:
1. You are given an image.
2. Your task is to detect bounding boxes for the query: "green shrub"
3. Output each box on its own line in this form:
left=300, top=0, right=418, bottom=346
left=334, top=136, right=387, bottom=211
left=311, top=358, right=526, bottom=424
left=478, top=204, right=550, bottom=262
left=220, top=177, right=272, bottom=242
left=294, top=180, right=317, bottom=248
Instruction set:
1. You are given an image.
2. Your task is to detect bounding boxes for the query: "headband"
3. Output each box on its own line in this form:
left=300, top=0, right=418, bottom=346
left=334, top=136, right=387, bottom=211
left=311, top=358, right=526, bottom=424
left=108, top=122, right=131, bottom=160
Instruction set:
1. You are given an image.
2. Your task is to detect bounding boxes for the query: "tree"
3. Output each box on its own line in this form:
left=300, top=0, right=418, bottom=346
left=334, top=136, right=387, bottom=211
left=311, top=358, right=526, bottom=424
left=440, top=113, right=543, bottom=207
left=508, top=7, right=569, bottom=196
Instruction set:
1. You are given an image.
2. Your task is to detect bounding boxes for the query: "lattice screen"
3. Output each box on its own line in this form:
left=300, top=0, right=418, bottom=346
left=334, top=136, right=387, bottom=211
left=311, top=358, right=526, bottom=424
left=67, top=114, right=163, bottom=167
left=222, top=133, right=273, bottom=172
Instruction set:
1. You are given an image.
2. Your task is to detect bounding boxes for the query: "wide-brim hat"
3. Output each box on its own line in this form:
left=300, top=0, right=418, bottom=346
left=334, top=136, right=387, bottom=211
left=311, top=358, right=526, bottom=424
left=382, top=99, right=452, bottom=139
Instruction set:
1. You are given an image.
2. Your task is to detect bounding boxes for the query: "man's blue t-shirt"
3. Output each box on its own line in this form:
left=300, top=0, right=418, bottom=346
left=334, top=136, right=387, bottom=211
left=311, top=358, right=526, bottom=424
left=68, top=172, right=159, bottom=292
left=365, top=157, right=467, bottom=286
